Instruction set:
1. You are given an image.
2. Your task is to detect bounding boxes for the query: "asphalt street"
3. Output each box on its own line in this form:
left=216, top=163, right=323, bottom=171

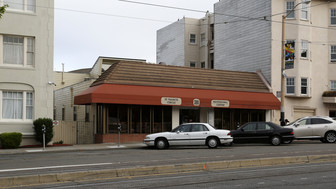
left=0, top=140, right=335, bottom=179
left=13, top=162, right=336, bottom=189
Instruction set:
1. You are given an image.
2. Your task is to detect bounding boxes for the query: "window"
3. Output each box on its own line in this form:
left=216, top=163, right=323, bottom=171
left=73, top=106, right=77, bottom=121
left=331, top=9, right=336, bottom=25
left=190, top=61, right=196, bottom=67
left=286, top=77, right=295, bottom=94
left=3, top=36, right=23, bottom=65
left=2, top=35, right=35, bottom=66
left=26, top=37, right=34, bottom=66
left=301, top=0, right=309, bottom=20
left=331, top=80, right=336, bottom=91
left=298, top=118, right=311, bottom=125
left=331, top=45, right=336, bottom=62
left=189, top=34, right=196, bottom=44
left=191, top=124, right=209, bottom=132
left=26, top=92, right=33, bottom=119
left=2, top=91, right=33, bottom=120
left=200, top=33, right=206, bottom=46
left=301, top=40, right=308, bottom=58
left=3, top=0, right=36, bottom=12
left=200, top=62, right=205, bottom=68
left=312, top=118, right=332, bottom=124
left=286, top=1, right=295, bottom=19
left=62, top=108, right=65, bottom=121
left=242, top=123, right=257, bottom=131
left=301, top=78, right=308, bottom=95
left=85, top=105, right=90, bottom=122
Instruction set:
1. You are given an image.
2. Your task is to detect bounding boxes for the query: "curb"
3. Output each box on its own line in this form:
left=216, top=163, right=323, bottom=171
left=1, top=154, right=336, bottom=187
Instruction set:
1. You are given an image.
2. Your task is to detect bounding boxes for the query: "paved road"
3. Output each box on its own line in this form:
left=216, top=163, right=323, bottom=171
left=15, top=162, right=336, bottom=189
left=0, top=140, right=335, bottom=179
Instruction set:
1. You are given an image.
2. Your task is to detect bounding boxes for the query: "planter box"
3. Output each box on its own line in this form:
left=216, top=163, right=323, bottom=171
left=322, top=97, right=336, bottom=104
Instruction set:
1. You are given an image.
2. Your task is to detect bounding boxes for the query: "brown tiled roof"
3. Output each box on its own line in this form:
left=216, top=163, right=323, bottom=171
left=91, top=61, right=270, bottom=93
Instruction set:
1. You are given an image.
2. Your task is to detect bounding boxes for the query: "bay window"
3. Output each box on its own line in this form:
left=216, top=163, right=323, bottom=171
left=3, top=0, right=36, bottom=12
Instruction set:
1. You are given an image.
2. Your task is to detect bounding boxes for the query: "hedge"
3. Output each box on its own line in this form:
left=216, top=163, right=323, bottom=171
left=0, top=132, right=22, bottom=149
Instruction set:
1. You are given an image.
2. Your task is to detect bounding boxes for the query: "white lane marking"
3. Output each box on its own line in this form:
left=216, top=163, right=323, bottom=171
left=301, top=178, right=308, bottom=180
left=0, top=162, right=116, bottom=173
left=257, top=182, right=265, bottom=185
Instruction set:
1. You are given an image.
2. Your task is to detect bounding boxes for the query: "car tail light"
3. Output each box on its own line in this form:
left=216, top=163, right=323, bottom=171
left=290, top=131, right=294, bottom=135
left=227, top=132, right=231, bottom=136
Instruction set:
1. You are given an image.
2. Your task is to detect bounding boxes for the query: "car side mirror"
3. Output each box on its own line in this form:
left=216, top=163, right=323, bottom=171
left=240, top=128, right=244, bottom=132
left=294, top=123, right=299, bottom=127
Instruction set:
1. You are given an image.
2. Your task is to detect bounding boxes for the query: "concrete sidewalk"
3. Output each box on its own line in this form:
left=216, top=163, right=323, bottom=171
left=0, top=142, right=147, bottom=155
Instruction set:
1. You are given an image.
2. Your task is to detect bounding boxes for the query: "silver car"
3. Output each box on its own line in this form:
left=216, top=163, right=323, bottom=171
left=144, top=123, right=233, bottom=149
left=285, top=116, right=336, bottom=143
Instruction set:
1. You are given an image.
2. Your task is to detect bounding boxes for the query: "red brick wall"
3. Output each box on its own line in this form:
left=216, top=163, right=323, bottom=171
left=95, top=134, right=147, bottom=143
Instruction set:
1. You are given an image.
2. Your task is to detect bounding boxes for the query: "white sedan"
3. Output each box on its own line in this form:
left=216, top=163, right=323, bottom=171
left=144, top=123, right=233, bottom=149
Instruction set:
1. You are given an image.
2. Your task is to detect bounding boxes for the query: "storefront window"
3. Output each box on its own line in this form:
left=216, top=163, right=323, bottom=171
left=163, top=106, right=172, bottom=132
left=131, top=106, right=141, bottom=133
left=142, top=106, right=151, bottom=133
left=153, top=106, right=162, bottom=133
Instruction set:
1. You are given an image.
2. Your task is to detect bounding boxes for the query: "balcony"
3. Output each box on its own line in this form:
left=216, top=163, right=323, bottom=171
left=322, top=91, right=336, bottom=104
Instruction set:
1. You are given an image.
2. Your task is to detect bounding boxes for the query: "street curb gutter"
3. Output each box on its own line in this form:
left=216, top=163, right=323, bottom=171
left=1, top=154, right=336, bottom=187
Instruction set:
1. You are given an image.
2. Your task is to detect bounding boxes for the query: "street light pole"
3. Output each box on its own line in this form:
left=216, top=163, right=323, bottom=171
left=280, top=0, right=311, bottom=126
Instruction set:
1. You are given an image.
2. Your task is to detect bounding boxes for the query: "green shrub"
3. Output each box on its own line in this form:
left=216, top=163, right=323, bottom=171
left=0, top=132, right=22, bottom=149
left=33, top=118, right=54, bottom=145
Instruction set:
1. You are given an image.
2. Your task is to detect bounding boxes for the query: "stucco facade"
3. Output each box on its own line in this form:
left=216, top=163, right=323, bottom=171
left=0, top=1, right=54, bottom=145
left=156, top=0, right=336, bottom=123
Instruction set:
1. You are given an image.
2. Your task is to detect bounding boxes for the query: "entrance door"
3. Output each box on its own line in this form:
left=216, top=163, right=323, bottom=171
left=180, top=108, right=200, bottom=124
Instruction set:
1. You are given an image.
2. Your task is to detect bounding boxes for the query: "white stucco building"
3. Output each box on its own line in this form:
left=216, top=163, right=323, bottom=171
left=157, top=0, right=336, bottom=124
left=0, top=0, right=54, bottom=145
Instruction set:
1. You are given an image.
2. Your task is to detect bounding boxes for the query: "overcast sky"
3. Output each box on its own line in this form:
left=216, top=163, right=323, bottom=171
left=54, top=0, right=219, bottom=71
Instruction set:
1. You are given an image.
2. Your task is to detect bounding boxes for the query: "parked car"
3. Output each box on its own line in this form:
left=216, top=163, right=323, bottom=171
left=285, top=116, right=336, bottom=143
left=230, top=122, right=294, bottom=146
left=143, top=123, right=233, bottom=149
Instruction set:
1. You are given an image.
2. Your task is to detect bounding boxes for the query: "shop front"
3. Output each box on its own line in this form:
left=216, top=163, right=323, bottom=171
left=75, top=83, right=280, bottom=143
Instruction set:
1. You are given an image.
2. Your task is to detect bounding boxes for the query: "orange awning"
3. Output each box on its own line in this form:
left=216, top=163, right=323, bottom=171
left=74, top=84, right=280, bottom=110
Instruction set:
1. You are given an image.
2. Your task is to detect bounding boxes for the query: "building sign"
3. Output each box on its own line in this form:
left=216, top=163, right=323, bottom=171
left=193, top=99, right=200, bottom=106
left=161, top=97, right=182, bottom=105
left=285, top=40, right=295, bottom=69
left=211, top=100, right=230, bottom=108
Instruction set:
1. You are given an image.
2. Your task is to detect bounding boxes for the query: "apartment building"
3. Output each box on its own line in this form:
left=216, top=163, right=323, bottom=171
left=0, top=0, right=54, bottom=145
left=157, top=13, right=215, bottom=69
left=157, top=0, right=336, bottom=123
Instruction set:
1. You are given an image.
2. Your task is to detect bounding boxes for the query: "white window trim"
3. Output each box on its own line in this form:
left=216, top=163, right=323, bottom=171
left=331, top=8, right=336, bottom=26
left=301, top=77, right=308, bottom=95
left=286, top=1, right=296, bottom=19
left=1, top=35, right=35, bottom=68
left=331, top=45, right=336, bottom=63
left=331, top=80, right=336, bottom=91
left=301, top=40, right=309, bottom=59
left=1, top=0, right=36, bottom=13
left=301, top=0, right=309, bottom=20
left=189, top=34, right=197, bottom=45
left=0, top=90, right=34, bottom=121
left=286, top=77, right=295, bottom=95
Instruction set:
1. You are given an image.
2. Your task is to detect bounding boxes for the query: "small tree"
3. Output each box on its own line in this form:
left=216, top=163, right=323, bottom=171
left=0, top=4, right=8, bottom=20
left=33, top=118, right=54, bottom=145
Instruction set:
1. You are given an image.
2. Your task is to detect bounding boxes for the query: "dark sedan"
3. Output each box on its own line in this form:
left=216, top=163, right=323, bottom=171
left=230, top=122, right=294, bottom=146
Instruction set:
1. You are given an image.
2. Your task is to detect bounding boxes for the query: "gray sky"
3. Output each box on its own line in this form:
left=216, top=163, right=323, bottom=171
left=54, top=0, right=218, bottom=71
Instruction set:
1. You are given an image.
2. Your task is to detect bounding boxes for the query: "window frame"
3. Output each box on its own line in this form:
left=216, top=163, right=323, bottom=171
left=1, top=90, right=34, bottom=120
left=301, top=0, right=309, bottom=20
left=189, top=34, right=196, bottom=44
left=301, top=78, right=308, bottom=95
left=2, top=0, right=36, bottom=13
left=2, top=35, right=35, bottom=67
left=301, top=40, right=309, bottom=58
left=200, top=33, right=206, bottom=46
left=286, top=77, right=295, bottom=95
left=331, top=80, right=336, bottom=91
left=190, top=61, right=196, bottom=68
left=331, top=45, right=336, bottom=63
left=331, top=8, right=336, bottom=26
left=286, top=1, right=295, bottom=19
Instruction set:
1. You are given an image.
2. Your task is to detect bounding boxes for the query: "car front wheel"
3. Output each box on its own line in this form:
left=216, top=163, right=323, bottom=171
left=325, top=131, right=336, bottom=143
left=207, top=137, right=219, bottom=148
left=155, top=138, right=168, bottom=149
left=270, top=136, right=281, bottom=146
